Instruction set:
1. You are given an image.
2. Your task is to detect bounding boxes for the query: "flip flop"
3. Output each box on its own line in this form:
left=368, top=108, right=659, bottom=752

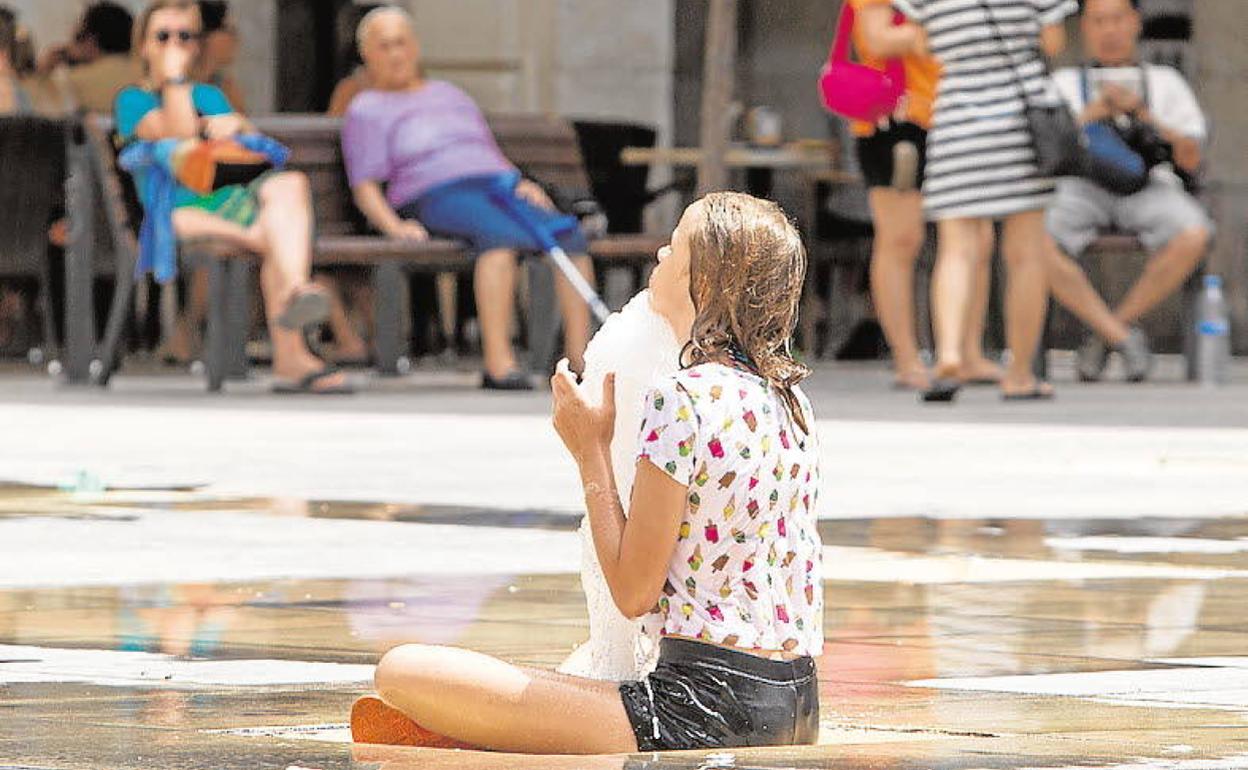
left=1002, top=382, right=1056, bottom=402
left=921, top=378, right=961, bottom=404
left=350, top=695, right=475, bottom=750
left=481, top=369, right=534, bottom=391
left=271, top=365, right=354, bottom=395
left=277, top=286, right=332, bottom=330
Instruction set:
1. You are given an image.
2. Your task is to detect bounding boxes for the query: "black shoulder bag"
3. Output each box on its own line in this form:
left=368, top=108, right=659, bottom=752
left=976, top=0, right=1082, bottom=177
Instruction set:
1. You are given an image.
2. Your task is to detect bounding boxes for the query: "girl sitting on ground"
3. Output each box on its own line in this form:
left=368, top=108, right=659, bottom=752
left=352, top=192, right=825, bottom=753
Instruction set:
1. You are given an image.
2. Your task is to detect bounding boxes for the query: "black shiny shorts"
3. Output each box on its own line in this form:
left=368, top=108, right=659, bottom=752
left=855, top=120, right=928, bottom=189
left=618, top=637, right=820, bottom=752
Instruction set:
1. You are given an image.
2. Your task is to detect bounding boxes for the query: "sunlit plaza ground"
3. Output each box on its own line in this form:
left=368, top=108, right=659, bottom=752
left=3, top=355, right=1248, bottom=769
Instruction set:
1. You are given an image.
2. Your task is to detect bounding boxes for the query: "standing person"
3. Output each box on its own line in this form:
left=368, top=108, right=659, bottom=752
left=849, top=1, right=1002, bottom=390
left=342, top=7, right=594, bottom=390
left=894, top=0, right=1077, bottom=402
left=116, top=0, right=350, bottom=393
left=350, top=193, right=823, bottom=753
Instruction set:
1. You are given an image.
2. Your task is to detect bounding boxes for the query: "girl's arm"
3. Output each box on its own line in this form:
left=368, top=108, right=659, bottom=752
left=578, top=444, right=686, bottom=619
left=857, top=4, right=925, bottom=58
left=553, top=369, right=687, bottom=619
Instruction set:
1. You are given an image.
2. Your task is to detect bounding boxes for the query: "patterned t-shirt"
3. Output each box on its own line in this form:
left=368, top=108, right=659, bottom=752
left=636, top=362, right=824, bottom=656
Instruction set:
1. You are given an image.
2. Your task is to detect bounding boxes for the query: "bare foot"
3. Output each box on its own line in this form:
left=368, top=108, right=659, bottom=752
left=893, top=367, right=931, bottom=391
left=273, top=355, right=350, bottom=393
left=959, top=358, right=1004, bottom=384
left=328, top=340, right=370, bottom=365
left=1000, top=376, right=1055, bottom=399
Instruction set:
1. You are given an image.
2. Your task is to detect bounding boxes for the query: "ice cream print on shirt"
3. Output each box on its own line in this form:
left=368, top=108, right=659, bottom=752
left=636, top=362, right=824, bottom=657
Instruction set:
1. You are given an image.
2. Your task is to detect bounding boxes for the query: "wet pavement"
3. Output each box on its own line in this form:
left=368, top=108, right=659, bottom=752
left=3, top=358, right=1248, bottom=768
left=3, top=485, right=1248, bottom=769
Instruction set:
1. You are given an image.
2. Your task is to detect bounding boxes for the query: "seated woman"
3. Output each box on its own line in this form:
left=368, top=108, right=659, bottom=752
left=352, top=192, right=824, bottom=753
left=342, top=7, right=594, bottom=390
left=116, top=0, right=348, bottom=393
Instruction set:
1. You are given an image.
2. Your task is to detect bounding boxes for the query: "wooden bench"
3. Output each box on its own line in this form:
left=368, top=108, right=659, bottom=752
left=77, top=113, right=668, bottom=390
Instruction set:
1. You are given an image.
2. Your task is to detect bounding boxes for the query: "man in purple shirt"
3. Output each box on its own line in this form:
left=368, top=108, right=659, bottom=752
left=342, top=7, right=594, bottom=390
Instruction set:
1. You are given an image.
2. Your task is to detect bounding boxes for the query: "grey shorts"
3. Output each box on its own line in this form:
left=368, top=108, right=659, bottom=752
left=1046, top=173, right=1213, bottom=257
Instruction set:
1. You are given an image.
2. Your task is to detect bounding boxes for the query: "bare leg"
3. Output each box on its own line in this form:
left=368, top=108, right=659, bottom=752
left=436, top=272, right=458, bottom=351
left=246, top=172, right=347, bottom=386
left=475, top=248, right=520, bottom=378
left=311, top=273, right=369, bottom=361
left=867, top=188, right=928, bottom=389
left=930, top=217, right=986, bottom=380
left=999, top=210, right=1052, bottom=396
left=375, top=643, right=638, bottom=754
left=960, top=221, right=1004, bottom=382
left=1045, top=240, right=1129, bottom=346
left=1114, top=227, right=1209, bottom=325
left=553, top=254, right=594, bottom=374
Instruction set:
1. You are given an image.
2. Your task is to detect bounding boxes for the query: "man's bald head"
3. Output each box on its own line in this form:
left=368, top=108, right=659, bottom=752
left=356, top=5, right=415, bottom=51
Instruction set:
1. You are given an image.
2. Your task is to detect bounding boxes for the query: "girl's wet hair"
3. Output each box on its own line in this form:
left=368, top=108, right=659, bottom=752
left=682, top=191, right=812, bottom=434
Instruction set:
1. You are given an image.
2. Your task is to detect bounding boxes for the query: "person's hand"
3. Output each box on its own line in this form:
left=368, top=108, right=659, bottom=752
left=160, top=44, right=194, bottom=82
left=36, top=44, right=71, bottom=75
left=515, top=178, right=555, bottom=211
left=911, top=26, right=930, bottom=58
left=1080, top=94, right=1114, bottom=125
left=387, top=220, right=429, bottom=242
left=1101, top=83, right=1145, bottom=117
left=202, top=114, right=247, bottom=139
left=551, top=359, right=615, bottom=467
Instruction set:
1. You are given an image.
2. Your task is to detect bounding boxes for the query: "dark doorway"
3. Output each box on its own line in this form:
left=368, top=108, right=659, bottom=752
left=275, top=0, right=373, bottom=112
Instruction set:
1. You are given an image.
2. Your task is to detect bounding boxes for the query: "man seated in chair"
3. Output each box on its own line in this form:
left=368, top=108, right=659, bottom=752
left=1045, top=0, right=1211, bottom=382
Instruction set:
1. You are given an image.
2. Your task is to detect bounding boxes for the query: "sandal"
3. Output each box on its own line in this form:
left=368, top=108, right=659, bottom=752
left=272, top=365, right=354, bottom=395
left=481, top=369, right=534, bottom=391
left=350, top=695, right=475, bottom=749
left=921, top=378, right=961, bottom=404
left=277, top=285, right=331, bottom=330
left=1002, top=382, right=1055, bottom=402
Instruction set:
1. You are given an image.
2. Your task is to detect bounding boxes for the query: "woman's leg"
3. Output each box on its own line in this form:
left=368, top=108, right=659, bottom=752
left=930, top=217, right=986, bottom=380
left=867, top=188, right=928, bottom=388
left=553, top=255, right=594, bottom=374
left=374, top=643, right=639, bottom=755
left=248, top=172, right=347, bottom=385
left=311, top=273, right=369, bottom=361
left=959, top=221, right=1004, bottom=382
left=999, top=210, right=1053, bottom=395
left=475, top=248, right=521, bottom=378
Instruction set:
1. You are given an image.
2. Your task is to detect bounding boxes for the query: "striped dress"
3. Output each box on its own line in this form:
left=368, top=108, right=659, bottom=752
left=892, top=0, right=1078, bottom=220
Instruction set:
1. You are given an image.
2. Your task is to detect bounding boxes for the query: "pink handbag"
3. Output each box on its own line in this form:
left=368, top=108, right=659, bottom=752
left=818, top=3, right=907, bottom=123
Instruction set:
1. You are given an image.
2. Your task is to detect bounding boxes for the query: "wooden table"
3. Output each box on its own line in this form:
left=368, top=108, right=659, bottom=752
left=620, top=143, right=857, bottom=198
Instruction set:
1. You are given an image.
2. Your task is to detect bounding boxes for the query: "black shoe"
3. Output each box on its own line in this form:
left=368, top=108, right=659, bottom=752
left=481, top=369, right=534, bottom=391
left=921, top=378, right=961, bottom=404
left=1118, top=327, right=1154, bottom=383
left=1076, top=334, right=1109, bottom=382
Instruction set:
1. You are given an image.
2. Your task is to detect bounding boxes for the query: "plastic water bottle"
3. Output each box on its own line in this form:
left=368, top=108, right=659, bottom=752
left=1196, top=275, right=1231, bottom=387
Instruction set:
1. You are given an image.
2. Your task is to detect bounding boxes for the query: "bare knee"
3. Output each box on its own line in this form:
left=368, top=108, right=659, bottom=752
left=375, top=643, right=435, bottom=701
left=1173, top=226, right=1211, bottom=258
left=875, top=226, right=924, bottom=263
left=260, top=171, right=311, bottom=206
left=477, top=248, right=518, bottom=271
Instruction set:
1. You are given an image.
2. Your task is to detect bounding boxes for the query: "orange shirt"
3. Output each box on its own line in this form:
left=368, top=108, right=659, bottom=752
left=847, top=0, right=941, bottom=136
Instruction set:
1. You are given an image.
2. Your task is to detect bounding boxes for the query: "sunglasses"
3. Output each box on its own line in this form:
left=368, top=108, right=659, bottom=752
left=154, top=28, right=199, bottom=44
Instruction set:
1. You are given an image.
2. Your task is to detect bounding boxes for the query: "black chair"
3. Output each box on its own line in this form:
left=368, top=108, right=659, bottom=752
left=572, top=120, right=690, bottom=234
left=0, top=116, right=68, bottom=361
